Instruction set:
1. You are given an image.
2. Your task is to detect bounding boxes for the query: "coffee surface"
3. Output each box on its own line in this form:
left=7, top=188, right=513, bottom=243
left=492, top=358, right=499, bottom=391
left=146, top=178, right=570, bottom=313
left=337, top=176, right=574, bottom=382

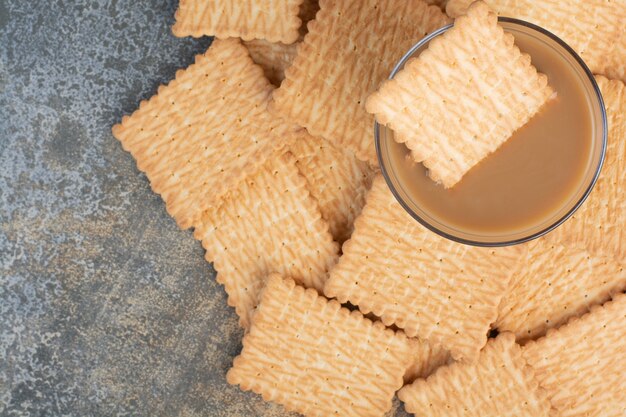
left=388, top=30, right=593, bottom=235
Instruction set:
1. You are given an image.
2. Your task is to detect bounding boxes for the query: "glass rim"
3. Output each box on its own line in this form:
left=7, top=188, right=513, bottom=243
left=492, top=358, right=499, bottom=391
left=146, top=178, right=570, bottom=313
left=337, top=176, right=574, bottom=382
left=374, top=17, right=608, bottom=248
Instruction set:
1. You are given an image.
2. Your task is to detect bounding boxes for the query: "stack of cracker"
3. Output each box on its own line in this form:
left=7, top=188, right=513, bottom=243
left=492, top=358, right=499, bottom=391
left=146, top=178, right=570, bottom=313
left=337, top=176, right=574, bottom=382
left=112, top=0, right=626, bottom=416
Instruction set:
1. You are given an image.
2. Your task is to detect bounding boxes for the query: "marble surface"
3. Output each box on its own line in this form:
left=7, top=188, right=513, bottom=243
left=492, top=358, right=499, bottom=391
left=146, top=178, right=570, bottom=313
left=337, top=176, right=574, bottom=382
left=0, top=1, right=410, bottom=416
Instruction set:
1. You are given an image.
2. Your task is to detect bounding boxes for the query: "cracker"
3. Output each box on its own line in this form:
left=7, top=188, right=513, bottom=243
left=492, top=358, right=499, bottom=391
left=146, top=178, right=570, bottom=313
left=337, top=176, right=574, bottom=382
left=495, top=239, right=626, bottom=342
left=290, top=131, right=375, bottom=243
left=193, top=152, right=338, bottom=328
left=270, top=0, right=451, bottom=165
left=366, top=1, right=554, bottom=188
left=399, top=333, right=552, bottom=417
left=544, top=76, right=626, bottom=261
left=324, top=175, right=521, bottom=362
left=446, top=0, right=626, bottom=82
left=404, top=338, right=452, bottom=384
left=172, top=0, right=304, bottom=43
left=243, top=0, right=320, bottom=86
left=227, top=274, right=413, bottom=417
left=112, top=39, right=296, bottom=229
left=522, top=294, right=626, bottom=417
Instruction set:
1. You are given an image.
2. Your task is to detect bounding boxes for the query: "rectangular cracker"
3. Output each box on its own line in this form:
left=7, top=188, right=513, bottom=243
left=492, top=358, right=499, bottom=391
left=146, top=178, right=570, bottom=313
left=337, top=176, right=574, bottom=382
left=193, top=152, right=338, bottom=328
left=495, top=238, right=626, bottom=342
left=399, top=333, right=552, bottom=417
left=366, top=1, right=554, bottom=188
left=290, top=131, right=375, bottom=243
left=522, top=294, right=626, bottom=417
left=172, top=0, right=304, bottom=43
left=270, top=0, right=451, bottom=164
left=112, top=39, right=296, bottom=229
left=544, top=76, right=626, bottom=261
left=324, top=175, right=521, bottom=362
left=243, top=0, right=320, bottom=86
left=227, top=274, right=414, bottom=417
left=446, top=0, right=626, bottom=82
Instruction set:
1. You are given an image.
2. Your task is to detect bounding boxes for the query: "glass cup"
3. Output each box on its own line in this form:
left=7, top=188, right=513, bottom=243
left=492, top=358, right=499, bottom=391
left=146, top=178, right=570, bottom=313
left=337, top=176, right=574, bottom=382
left=375, top=18, right=607, bottom=247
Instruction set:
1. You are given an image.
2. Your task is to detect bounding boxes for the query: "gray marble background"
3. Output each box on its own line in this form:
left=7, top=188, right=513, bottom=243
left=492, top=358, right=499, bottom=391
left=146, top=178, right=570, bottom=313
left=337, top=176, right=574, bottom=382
left=0, top=1, right=409, bottom=416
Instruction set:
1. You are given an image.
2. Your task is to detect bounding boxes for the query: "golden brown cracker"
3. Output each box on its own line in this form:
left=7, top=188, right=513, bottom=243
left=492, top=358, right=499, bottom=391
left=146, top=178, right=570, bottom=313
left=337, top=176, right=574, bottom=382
left=173, top=0, right=304, bottom=43
left=399, top=333, right=552, bottom=417
left=545, top=76, right=626, bottom=261
left=227, top=274, right=413, bottom=417
left=271, top=0, right=451, bottom=165
left=366, top=1, right=554, bottom=188
left=523, top=294, right=626, bottom=417
left=112, top=39, right=295, bottom=229
left=324, top=175, right=520, bottom=362
left=404, top=338, right=452, bottom=385
left=495, top=239, right=626, bottom=342
left=193, top=152, right=338, bottom=329
left=446, top=0, right=626, bottom=82
left=243, top=0, right=320, bottom=86
left=290, top=131, right=375, bottom=243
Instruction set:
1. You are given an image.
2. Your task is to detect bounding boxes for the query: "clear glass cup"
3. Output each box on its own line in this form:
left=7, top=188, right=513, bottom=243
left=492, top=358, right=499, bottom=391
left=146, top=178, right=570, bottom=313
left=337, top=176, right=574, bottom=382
left=375, top=18, right=607, bottom=247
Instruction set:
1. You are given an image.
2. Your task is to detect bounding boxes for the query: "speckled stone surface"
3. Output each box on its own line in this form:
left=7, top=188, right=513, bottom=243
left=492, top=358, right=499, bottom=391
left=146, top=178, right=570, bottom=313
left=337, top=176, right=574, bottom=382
left=0, top=1, right=410, bottom=416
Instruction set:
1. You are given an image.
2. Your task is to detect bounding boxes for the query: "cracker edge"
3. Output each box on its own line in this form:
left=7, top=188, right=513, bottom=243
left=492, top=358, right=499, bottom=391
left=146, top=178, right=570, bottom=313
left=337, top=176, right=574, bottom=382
left=172, top=0, right=305, bottom=43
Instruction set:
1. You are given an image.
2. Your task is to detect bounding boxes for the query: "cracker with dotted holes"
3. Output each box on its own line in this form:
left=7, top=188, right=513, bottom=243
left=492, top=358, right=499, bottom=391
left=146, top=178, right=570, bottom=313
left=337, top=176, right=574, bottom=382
left=227, top=274, right=414, bottom=417
left=544, top=76, right=626, bottom=260
left=323, top=175, right=520, bottom=362
left=522, top=294, right=626, bottom=417
left=366, top=1, right=554, bottom=188
left=112, top=39, right=297, bottom=229
left=270, top=0, right=451, bottom=165
left=290, top=131, right=375, bottom=244
left=172, top=0, right=304, bottom=43
left=495, top=238, right=626, bottom=342
left=399, top=333, right=552, bottom=417
left=193, top=152, right=338, bottom=329
left=243, top=0, right=320, bottom=85
left=446, top=0, right=626, bottom=82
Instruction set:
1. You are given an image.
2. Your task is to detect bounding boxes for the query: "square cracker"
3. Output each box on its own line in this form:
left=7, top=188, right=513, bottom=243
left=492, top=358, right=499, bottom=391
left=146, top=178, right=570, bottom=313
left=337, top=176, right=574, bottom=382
left=366, top=1, right=554, bottom=188
left=544, top=76, right=626, bottom=261
left=243, top=0, right=320, bottom=86
left=290, top=131, right=375, bottom=243
left=193, top=152, right=338, bottom=329
left=112, top=38, right=296, bottom=229
left=270, top=0, right=451, bottom=165
left=324, top=175, right=520, bottom=362
left=227, top=274, right=414, bottom=417
left=172, top=0, right=304, bottom=44
left=399, top=333, right=552, bottom=417
left=522, top=294, right=626, bottom=417
left=446, top=0, right=626, bottom=82
left=495, top=238, right=626, bottom=342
